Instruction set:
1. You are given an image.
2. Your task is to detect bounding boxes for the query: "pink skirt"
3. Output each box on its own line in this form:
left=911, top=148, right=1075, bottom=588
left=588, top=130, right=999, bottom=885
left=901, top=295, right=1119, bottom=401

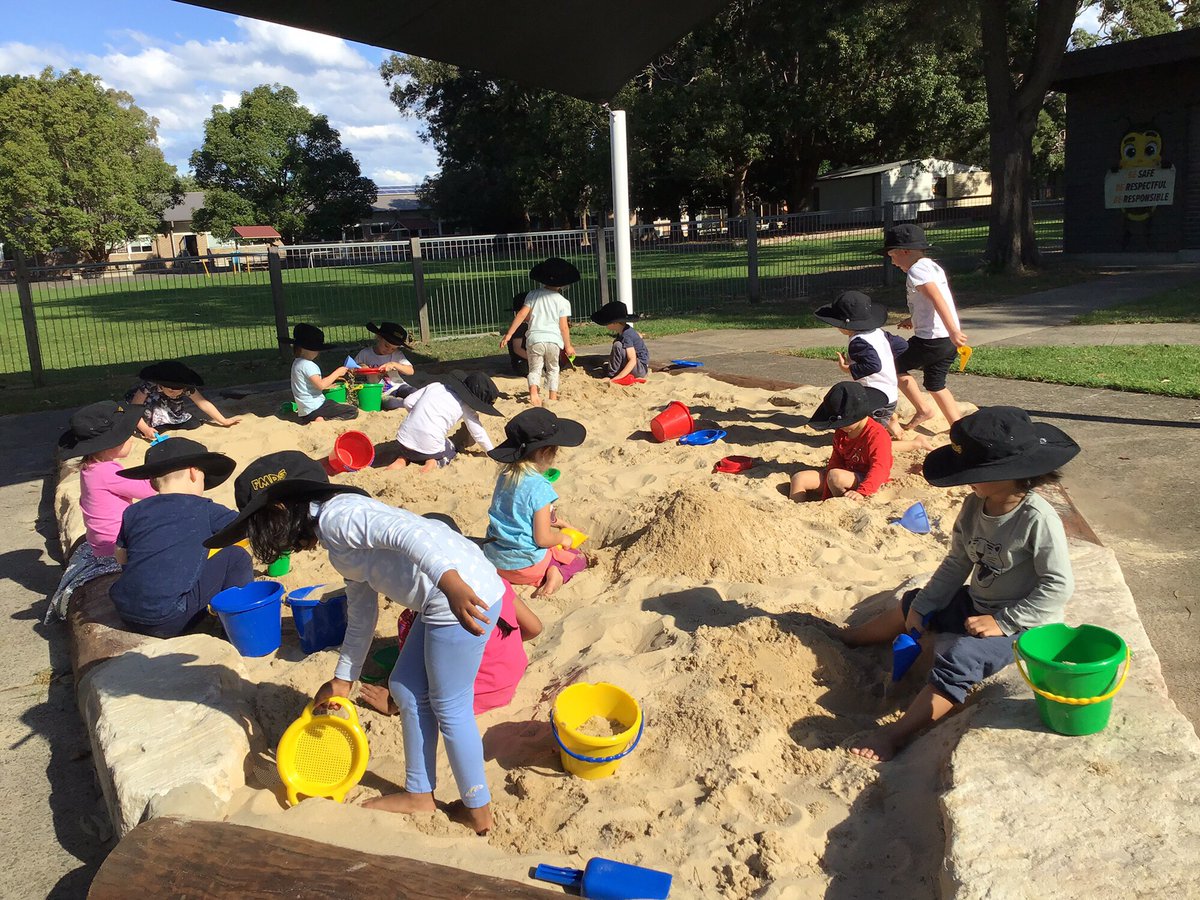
left=496, top=547, right=587, bottom=587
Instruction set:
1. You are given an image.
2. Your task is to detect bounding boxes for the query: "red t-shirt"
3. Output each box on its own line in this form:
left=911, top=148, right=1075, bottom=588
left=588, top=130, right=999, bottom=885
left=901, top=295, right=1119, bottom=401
left=826, top=417, right=893, bottom=498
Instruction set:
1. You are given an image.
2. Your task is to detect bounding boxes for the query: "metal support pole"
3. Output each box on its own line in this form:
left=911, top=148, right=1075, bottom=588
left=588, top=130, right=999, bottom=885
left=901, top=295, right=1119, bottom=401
left=609, top=108, right=633, bottom=312
left=13, top=249, right=45, bottom=387
left=410, top=236, right=431, bottom=343
left=267, top=246, right=290, bottom=359
left=594, top=225, right=610, bottom=307
left=746, top=213, right=759, bottom=303
left=883, top=202, right=896, bottom=287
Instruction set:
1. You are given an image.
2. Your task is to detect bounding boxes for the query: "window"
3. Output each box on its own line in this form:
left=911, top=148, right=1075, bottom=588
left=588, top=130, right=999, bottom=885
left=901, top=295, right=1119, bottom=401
left=127, top=235, right=154, bottom=254
left=369, top=222, right=396, bottom=236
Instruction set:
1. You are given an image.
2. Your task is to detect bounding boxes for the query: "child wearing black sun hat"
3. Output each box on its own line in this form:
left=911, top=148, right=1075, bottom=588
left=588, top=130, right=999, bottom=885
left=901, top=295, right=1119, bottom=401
left=840, top=406, right=1080, bottom=762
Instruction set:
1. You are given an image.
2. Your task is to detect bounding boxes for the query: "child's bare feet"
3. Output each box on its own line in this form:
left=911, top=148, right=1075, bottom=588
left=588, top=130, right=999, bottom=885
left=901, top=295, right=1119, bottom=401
left=385, top=458, right=408, bottom=471
left=532, top=565, right=564, bottom=598
left=848, top=723, right=905, bottom=762
left=549, top=391, right=559, bottom=401
left=529, top=387, right=542, bottom=407
left=362, top=790, right=437, bottom=814
left=419, top=459, right=437, bottom=473
left=903, top=410, right=934, bottom=431
left=446, top=799, right=493, bottom=835
left=358, top=683, right=397, bottom=715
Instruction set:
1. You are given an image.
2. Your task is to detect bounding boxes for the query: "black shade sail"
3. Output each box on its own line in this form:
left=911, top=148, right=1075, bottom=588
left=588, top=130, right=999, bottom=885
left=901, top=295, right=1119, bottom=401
left=177, top=0, right=731, bottom=102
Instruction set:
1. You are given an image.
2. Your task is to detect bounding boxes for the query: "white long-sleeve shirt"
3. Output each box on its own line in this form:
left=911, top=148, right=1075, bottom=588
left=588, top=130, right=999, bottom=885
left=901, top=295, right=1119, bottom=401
left=396, top=382, right=494, bottom=455
left=313, top=493, right=505, bottom=681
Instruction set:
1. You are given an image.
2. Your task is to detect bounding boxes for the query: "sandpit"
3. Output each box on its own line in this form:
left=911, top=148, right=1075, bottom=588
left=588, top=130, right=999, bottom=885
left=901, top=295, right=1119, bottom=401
left=59, top=365, right=974, bottom=897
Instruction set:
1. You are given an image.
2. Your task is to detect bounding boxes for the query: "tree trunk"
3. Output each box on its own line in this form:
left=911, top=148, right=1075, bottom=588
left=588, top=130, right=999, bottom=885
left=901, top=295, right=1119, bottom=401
left=986, top=113, right=1040, bottom=270
left=727, top=162, right=751, bottom=237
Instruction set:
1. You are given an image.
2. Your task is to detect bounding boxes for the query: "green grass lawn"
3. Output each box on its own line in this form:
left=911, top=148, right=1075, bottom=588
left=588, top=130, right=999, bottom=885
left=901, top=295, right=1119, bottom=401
left=786, top=344, right=1200, bottom=399
left=1071, top=281, right=1200, bottom=325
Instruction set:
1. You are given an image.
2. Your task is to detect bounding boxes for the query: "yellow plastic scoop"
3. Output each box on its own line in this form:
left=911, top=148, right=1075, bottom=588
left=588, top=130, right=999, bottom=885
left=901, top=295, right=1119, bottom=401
left=208, top=538, right=249, bottom=559
left=559, top=526, right=589, bottom=549
left=957, top=345, right=973, bottom=372
left=276, top=697, right=369, bottom=806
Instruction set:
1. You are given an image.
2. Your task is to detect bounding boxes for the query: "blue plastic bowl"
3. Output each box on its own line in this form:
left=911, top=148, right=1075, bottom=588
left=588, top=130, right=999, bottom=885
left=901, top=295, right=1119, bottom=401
left=209, top=581, right=284, bottom=657
left=285, top=586, right=349, bottom=655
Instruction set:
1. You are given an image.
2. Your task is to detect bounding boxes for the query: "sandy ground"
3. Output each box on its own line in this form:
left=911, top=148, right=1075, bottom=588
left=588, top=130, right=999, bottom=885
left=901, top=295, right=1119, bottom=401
left=57, top=367, right=974, bottom=897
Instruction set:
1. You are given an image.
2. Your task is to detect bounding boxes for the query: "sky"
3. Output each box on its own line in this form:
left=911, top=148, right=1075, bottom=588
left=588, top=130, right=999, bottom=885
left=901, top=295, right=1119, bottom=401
left=0, top=0, right=437, bottom=186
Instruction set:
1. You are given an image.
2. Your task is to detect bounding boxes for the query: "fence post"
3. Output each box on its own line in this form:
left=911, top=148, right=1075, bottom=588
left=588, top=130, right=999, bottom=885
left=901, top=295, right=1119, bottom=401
left=594, top=226, right=610, bottom=306
left=883, top=202, right=896, bottom=287
left=13, top=249, right=45, bottom=388
left=746, top=213, right=760, bottom=304
left=410, top=236, right=431, bottom=343
left=268, top=246, right=290, bottom=359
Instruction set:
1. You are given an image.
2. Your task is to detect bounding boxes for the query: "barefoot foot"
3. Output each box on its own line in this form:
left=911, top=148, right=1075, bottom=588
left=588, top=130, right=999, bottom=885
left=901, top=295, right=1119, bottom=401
left=419, top=459, right=437, bottom=473
left=446, top=800, right=493, bottom=835
left=385, top=458, right=409, bottom=471
left=847, top=723, right=904, bottom=762
left=362, top=791, right=437, bottom=814
left=902, top=410, right=934, bottom=431
left=531, top=565, right=564, bottom=598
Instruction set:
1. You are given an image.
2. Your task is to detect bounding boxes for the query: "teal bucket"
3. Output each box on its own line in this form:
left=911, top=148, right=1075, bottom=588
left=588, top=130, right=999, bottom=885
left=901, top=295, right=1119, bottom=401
left=1014, top=623, right=1130, bottom=736
left=209, top=581, right=284, bottom=657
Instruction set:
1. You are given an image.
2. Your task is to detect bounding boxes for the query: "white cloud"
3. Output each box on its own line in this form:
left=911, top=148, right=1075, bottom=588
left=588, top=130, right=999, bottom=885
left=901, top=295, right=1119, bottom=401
left=340, top=123, right=419, bottom=143
left=234, top=18, right=369, bottom=70
left=376, top=169, right=421, bottom=185
left=0, top=41, right=68, bottom=74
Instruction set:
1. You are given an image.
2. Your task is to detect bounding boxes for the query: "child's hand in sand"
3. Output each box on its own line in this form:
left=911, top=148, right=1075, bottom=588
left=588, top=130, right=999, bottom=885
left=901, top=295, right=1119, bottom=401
left=313, top=677, right=352, bottom=711
left=904, top=606, right=926, bottom=633
left=964, top=614, right=1003, bottom=637
left=897, top=317, right=913, bottom=330
left=217, top=417, right=242, bottom=428
left=835, top=352, right=851, bottom=375
left=843, top=490, right=864, bottom=502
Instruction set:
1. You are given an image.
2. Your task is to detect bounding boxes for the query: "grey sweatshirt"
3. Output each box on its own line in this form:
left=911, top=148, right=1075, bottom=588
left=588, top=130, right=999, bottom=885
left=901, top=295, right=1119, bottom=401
left=911, top=491, right=1073, bottom=635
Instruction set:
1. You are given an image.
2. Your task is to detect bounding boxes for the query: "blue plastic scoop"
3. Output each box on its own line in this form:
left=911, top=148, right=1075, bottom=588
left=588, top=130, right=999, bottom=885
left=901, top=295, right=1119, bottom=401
left=890, top=502, right=930, bottom=535
left=670, top=359, right=703, bottom=367
left=892, top=629, right=924, bottom=681
left=534, top=857, right=672, bottom=899
left=343, top=355, right=361, bottom=369
left=678, top=428, right=726, bottom=446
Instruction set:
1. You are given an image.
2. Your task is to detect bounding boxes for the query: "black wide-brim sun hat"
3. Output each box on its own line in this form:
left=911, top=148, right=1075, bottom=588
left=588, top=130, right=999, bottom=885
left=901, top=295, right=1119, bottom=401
left=923, top=407, right=1081, bottom=487
left=874, top=223, right=935, bottom=256
left=366, top=321, right=410, bottom=346
left=813, top=290, right=888, bottom=331
left=58, top=401, right=146, bottom=459
left=590, top=300, right=640, bottom=326
left=139, top=360, right=204, bottom=390
left=204, top=450, right=368, bottom=549
left=808, top=382, right=891, bottom=431
left=288, top=323, right=332, bottom=351
left=529, top=257, right=580, bottom=287
left=488, top=407, right=587, bottom=464
left=442, top=371, right=502, bottom=417
left=118, top=437, right=236, bottom=490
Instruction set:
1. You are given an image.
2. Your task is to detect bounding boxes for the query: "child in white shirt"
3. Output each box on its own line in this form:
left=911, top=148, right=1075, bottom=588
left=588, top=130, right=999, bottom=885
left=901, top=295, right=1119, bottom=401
left=385, top=372, right=501, bottom=472
left=357, top=321, right=416, bottom=408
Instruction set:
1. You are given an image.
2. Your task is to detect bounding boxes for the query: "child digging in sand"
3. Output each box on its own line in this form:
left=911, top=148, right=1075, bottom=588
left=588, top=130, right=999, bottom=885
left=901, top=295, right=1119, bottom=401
left=205, top=451, right=506, bottom=834
left=126, top=360, right=241, bottom=439
left=877, top=224, right=968, bottom=432
left=500, top=257, right=579, bottom=406
left=841, top=407, right=1079, bottom=761
left=591, top=301, right=650, bottom=382
left=357, top=321, right=416, bottom=408
left=483, top=408, right=589, bottom=597
left=790, top=382, right=893, bottom=503
left=290, top=323, right=358, bottom=424
left=382, top=372, right=501, bottom=471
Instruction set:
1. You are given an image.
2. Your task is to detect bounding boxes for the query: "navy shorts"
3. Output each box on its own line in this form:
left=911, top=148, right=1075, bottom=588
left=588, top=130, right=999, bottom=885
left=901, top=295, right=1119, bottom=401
left=870, top=400, right=897, bottom=427
left=900, top=587, right=1019, bottom=704
left=894, top=336, right=956, bottom=392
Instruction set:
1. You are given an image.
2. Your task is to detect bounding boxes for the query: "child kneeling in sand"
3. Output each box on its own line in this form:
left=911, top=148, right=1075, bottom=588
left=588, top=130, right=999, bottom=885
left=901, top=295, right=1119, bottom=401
left=380, top=372, right=501, bottom=471
left=482, top=409, right=588, bottom=597
left=841, top=407, right=1079, bottom=761
left=111, top=437, right=251, bottom=638
left=357, top=321, right=416, bottom=408
left=591, top=301, right=649, bottom=382
left=290, top=323, right=358, bottom=424
left=790, top=382, right=893, bottom=502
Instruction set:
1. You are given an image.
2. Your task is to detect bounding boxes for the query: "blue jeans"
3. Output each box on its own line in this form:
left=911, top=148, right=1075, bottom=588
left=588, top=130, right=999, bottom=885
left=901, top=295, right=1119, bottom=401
left=389, top=599, right=499, bottom=808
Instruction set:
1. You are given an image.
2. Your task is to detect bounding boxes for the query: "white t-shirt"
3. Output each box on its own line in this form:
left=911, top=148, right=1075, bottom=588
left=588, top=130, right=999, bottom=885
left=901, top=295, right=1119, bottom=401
left=906, top=257, right=959, bottom=340
left=355, top=346, right=412, bottom=386
left=396, top=382, right=493, bottom=455
left=524, top=288, right=572, bottom=347
left=290, top=358, right=325, bottom=416
left=849, top=329, right=899, bottom=403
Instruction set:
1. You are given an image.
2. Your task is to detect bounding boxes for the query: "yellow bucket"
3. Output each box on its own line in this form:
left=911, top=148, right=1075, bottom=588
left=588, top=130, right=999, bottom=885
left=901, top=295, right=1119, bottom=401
left=276, top=697, right=370, bottom=805
left=551, top=682, right=643, bottom=780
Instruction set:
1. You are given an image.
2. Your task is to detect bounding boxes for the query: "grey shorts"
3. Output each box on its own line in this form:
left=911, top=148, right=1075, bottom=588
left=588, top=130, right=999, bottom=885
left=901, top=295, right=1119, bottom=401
left=901, top=587, right=1019, bottom=704
left=870, top=400, right=897, bottom=427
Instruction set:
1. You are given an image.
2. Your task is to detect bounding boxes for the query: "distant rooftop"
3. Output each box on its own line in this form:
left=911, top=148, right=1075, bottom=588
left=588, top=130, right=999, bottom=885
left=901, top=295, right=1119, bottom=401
left=818, top=158, right=979, bottom=180
left=163, top=191, right=206, bottom=223
left=1054, top=28, right=1200, bottom=88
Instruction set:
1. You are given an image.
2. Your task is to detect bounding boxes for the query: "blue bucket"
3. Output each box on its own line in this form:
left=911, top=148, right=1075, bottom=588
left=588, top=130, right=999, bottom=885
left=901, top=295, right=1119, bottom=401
left=209, top=581, right=284, bottom=657
left=286, top=585, right=348, bottom=655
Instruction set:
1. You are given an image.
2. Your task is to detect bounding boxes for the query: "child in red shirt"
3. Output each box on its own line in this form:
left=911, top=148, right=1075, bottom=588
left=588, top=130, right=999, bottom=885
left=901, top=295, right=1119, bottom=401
left=790, top=382, right=894, bottom=502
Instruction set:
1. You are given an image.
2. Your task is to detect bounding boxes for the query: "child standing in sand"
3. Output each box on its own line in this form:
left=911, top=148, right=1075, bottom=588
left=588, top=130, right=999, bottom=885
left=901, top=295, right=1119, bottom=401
left=483, top=408, right=589, bottom=597
left=506, top=292, right=531, bottom=376
left=790, top=382, right=894, bottom=503
left=205, top=451, right=506, bottom=835
left=357, top=321, right=416, bottom=408
left=877, top=224, right=968, bottom=431
left=383, top=372, right=501, bottom=471
left=500, top=257, right=579, bottom=406
left=591, top=301, right=650, bottom=382
left=126, top=360, right=241, bottom=440
left=841, top=407, right=1079, bottom=761
left=290, top=323, right=358, bottom=424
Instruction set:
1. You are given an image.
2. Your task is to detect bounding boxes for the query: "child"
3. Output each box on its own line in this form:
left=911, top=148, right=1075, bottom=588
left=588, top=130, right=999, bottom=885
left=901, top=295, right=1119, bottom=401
left=877, top=224, right=968, bottom=431
left=790, top=382, right=894, bottom=503
left=357, top=321, right=416, bottom=409
left=841, top=407, right=1079, bottom=761
left=483, top=408, right=588, bottom=598
left=813, top=291, right=933, bottom=453
left=385, top=372, right=501, bottom=471
left=204, top=451, right=506, bottom=835
left=126, top=360, right=241, bottom=440
left=506, top=292, right=531, bottom=376
left=289, top=323, right=358, bottom=424
left=500, top=257, right=578, bottom=406
left=111, top=437, right=252, bottom=638
left=591, top=301, right=650, bottom=382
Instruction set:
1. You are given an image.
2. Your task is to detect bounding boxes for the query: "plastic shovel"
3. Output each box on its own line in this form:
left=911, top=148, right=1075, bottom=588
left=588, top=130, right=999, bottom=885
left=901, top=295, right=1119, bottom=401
left=534, top=857, right=673, bottom=899
left=957, top=345, right=973, bottom=372
left=343, top=355, right=361, bottom=370
left=890, top=502, right=930, bottom=535
left=892, top=629, right=924, bottom=682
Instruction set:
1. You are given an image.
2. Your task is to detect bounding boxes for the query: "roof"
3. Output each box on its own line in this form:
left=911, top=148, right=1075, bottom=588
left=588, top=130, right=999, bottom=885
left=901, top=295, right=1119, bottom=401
left=372, top=190, right=423, bottom=214
left=163, top=191, right=206, bottom=223
left=176, top=0, right=732, bottom=102
left=817, top=158, right=976, bottom=181
left=232, top=225, right=282, bottom=240
left=1053, top=28, right=1200, bottom=89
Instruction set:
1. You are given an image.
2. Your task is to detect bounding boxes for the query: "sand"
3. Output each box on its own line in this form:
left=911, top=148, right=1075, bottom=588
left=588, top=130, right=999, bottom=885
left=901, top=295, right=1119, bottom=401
left=58, top=365, right=972, bottom=896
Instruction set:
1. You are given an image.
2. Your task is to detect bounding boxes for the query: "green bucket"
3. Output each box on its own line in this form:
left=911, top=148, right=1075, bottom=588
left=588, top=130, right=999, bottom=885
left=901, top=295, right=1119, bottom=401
left=323, top=385, right=347, bottom=403
left=1014, top=623, right=1130, bottom=736
left=266, top=553, right=292, bottom=577
left=357, top=383, right=383, bottom=412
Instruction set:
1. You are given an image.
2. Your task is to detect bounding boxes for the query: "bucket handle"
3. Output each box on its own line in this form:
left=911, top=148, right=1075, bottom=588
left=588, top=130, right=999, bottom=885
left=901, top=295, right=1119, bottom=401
left=1013, top=644, right=1131, bottom=706
left=550, top=714, right=644, bottom=764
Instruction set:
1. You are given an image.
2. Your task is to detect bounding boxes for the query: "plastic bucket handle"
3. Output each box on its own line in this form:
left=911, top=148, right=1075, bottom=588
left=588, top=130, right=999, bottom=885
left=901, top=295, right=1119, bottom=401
left=551, top=714, right=644, bottom=764
left=1013, top=643, right=1131, bottom=706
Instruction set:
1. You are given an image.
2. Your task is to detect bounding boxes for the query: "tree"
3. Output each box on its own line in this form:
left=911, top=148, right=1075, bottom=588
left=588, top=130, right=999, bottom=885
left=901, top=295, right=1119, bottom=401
left=190, top=85, right=376, bottom=243
left=1085, top=0, right=1200, bottom=41
left=0, top=68, right=180, bottom=263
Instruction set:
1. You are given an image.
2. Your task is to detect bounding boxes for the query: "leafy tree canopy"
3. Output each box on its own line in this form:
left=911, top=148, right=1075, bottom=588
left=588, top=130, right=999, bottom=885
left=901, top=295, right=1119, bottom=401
left=190, top=84, right=376, bottom=242
left=0, top=68, right=180, bottom=263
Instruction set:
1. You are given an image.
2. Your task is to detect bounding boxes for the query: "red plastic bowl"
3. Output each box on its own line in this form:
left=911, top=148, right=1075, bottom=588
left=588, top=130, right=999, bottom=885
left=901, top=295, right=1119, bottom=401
left=713, top=455, right=755, bottom=474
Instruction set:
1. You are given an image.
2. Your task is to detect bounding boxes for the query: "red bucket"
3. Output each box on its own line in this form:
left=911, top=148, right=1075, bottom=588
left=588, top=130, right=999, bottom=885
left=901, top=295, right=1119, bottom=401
left=323, top=430, right=376, bottom=474
left=650, top=401, right=694, bottom=443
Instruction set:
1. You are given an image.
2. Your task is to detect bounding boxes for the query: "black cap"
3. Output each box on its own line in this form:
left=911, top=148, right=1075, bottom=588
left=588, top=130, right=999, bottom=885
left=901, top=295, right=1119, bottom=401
left=529, top=257, right=580, bottom=287
left=139, top=360, right=203, bottom=389
left=118, top=436, right=236, bottom=490
left=58, top=401, right=145, bottom=459
left=591, top=300, right=640, bottom=325
left=487, top=408, right=587, bottom=463
left=923, top=407, right=1080, bottom=487
left=808, top=382, right=891, bottom=431
left=442, top=371, right=502, bottom=417
left=876, top=223, right=934, bottom=255
left=289, top=323, right=332, bottom=351
left=813, top=291, right=888, bottom=331
left=366, top=321, right=410, bottom=346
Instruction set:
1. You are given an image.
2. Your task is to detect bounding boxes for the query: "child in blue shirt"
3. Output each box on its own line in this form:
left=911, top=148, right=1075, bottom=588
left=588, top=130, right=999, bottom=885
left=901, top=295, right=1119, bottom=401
left=289, top=323, right=357, bottom=424
left=500, top=258, right=579, bottom=406
left=112, top=437, right=252, bottom=638
left=591, top=301, right=649, bottom=381
left=483, top=409, right=588, bottom=598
